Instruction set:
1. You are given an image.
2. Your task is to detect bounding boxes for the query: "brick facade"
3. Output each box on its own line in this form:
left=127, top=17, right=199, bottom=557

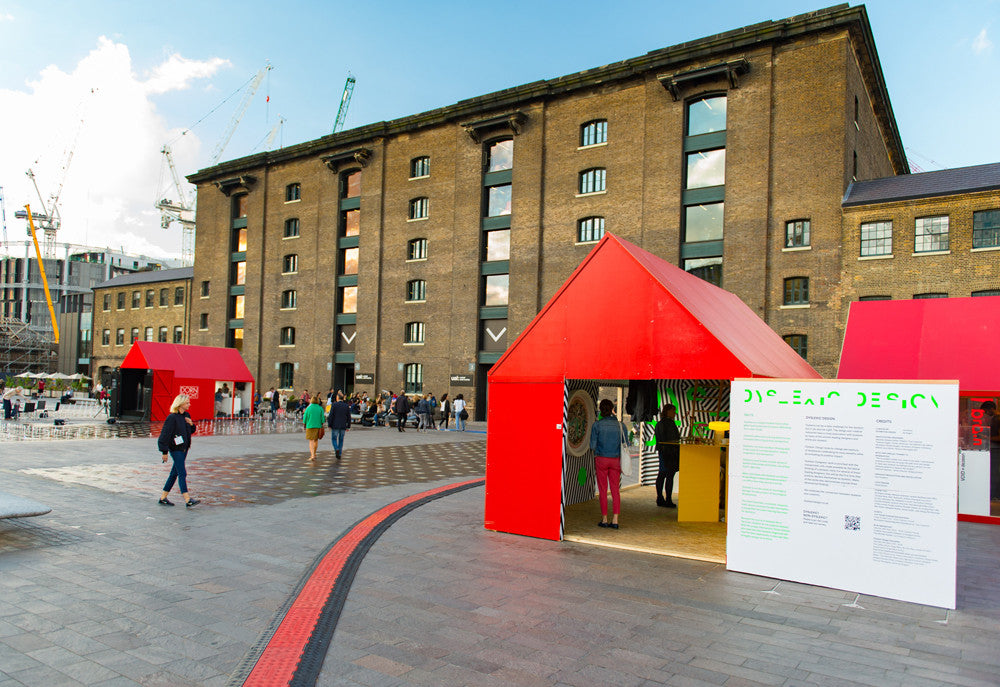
left=188, top=6, right=910, bottom=413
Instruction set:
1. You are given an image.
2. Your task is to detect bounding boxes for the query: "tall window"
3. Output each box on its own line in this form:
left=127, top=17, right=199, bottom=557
left=914, top=216, right=949, bottom=253
left=484, top=274, right=509, bottom=306
left=577, top=217, right=605, bottom=243
left=410, top=156, right=430, bottom=178
left=130, top=327, right=139, bottom=343
left=160, top=288, right=169, bottom=306
left=173, top=326, right=183, bottom=343
left=404, top=322, right=425, bottom=344
left=486, top=139, right=513, bottom=172
left=683, top=95, right=727, bottom=286
left=102, top=329, right=110, bottom=346
left=783, top=334, right=807, bottom=360
left=145, top=290, right=154, bottom=308
left=409, top=197, right=429, bottom=220
left=484, top=230, right=510, bottom=261
left=343, top=170, right=361, bottom=198
left=281, top=290, right=297, bottom=309
left=973, top=210, right=1000, bottom=249
left=342, top=247, right=359, bottom=275
left=131, top=291, right=141, bottom=309
left=144, top=327, right=154, bottom=342
left=860, top=221, right=892, bottom=257
left=282, top=254, right=298, bottom=274
left=783, top=277, right=809, bottom=305
left=101, top=294, right=110, bottom=311
left=158, top=327, right=168, bottom=343
left=580, top=119, right=607, bottom=147
left=407, top=238, right=428, bottom=261
left=117, top=292, right=125, bottom=309
left=174, top=286, right=184, bottom=305
left=340, top=286, right=357, bottom=314
left=199, top=313, right=208, bottom=330
left=233, top=194, right=248, bottom=219
left=487, top=185, right=512, bottom=217
left=579, top=168, right=606, bottom=194
left=116, top=328, right=125, bottom=345
left=280, top=327, right=295, bottom=346
left=200, top=281, right=210, bottom=297
left=284, top=218, right=300, bottom=238
left=285, top=183, right=300, bottom=202
left=404, top=363, right=423, bottom=393
left=406, top=280, right=426, bottom=302
left=785, top=220, right=810, bottom=248
left=279, top=362, right=294, bottom=389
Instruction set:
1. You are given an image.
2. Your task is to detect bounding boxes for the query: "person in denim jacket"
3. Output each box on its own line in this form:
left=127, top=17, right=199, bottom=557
left=590, top=398, right=626, bottom=529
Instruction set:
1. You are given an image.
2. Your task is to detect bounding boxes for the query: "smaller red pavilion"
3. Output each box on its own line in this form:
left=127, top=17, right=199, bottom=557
left=118, top=341, right=255, bottom=422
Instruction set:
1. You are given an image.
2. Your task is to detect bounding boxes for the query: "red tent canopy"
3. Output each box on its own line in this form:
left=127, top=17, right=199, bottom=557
left=120, top=342, right=254, bottom=421
left=490, top=233, right=819, bottom=382
left=838, top=297, right=1000, bottom=394
left=485, top=234, right=818, bottom=540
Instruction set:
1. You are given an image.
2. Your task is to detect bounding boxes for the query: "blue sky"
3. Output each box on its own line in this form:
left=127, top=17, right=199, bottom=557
left=0, top=0, right=997, bottom=257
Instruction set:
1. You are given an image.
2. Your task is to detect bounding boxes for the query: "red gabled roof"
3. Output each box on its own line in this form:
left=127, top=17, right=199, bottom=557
left=490, top=233, right=819, bottom=382
left=838, top=297, right=1000, bottom=393
left=120, top=342, right=254, bottom=382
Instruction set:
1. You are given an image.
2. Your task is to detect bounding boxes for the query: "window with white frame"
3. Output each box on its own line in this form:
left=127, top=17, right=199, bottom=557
left=281, top=290, right=297, bottom=309
left=914, top=216, right=949, bottom=253
left=860, top=220, right=892, bottom=257
left=409, top=197, right=429, bottom=220
left=404, top=322, right=425, bottom=344
left=577, top=217, right=605, bottom=243
left=785, top=219, right=810, bottom=248
left=973, top=209, right=1000, bottom=249
left=579, top=168, right=606, bottom=194
left=410, top=156, right=430, bottom=178
left=404, top=363, right=423, bottom=393
left=580, top=119, right=607, bottom=147
left=407, top=238, right=427, bottom=260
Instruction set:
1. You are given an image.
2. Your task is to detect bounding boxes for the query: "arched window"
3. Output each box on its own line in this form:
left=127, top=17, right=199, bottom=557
left=577, top=217, right=605, bottom=243
left=409, top=197, right=429, bottom=220
left=579, top=168, right=606, bottom=194
left=280, top=327, right=295, bottom=346
left=486, top=138, right=513, bottom=172
left=284, top=218, right=300, bottom=238
left=285, top=183, right=300, bottom=202
left=580, top=119, right=607, bottom=147
left=404, top=322, right=425, bottom=344
left=407, top=238, right=428, bottom=260
left=406, top=280, right=426, bottom=302
left=410, top=156, right=430, bottom=178
left=282, top=254, right=298, bottom=274
left=281, top=290, right=297, bottom=309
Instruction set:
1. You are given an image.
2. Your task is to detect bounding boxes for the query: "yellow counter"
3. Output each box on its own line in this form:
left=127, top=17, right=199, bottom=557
left=678, top=444, right=725, bottom=522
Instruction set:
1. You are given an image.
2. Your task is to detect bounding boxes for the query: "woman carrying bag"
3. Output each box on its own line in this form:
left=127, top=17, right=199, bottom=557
left=157, top=394, right=200, bottom=508
left=303, top=394, right=326, bottom=461
left=590, top=398, right=626, bottom=529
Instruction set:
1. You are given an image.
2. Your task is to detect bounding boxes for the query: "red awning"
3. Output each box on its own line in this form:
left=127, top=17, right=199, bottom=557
left=490, top=233, right=819, bottom=382
left=838, top=297, right=1000, bottom=393
left=120, top=342, right=254, bottom=382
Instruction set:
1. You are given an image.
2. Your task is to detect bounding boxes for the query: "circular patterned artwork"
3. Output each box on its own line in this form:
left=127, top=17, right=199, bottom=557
left=566, top=390, right=595, bottom=457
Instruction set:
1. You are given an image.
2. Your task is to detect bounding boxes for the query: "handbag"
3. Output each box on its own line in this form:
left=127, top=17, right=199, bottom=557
left=318, top=426, right=325, bottom=440
left=619, top=423, right=633, bottom=476
left=459, top=408, right=469, bottom=421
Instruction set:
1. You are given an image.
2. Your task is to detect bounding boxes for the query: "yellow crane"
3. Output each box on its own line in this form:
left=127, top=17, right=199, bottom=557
left=23, top=204, right=59, bottom=344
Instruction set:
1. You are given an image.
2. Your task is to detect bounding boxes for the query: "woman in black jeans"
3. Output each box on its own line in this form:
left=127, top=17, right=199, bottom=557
left=438, top=393, right=451, bottom=430
left=157, top=394, right=200, bottom=507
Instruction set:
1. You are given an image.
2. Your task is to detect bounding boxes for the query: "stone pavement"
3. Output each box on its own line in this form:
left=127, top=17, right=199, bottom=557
left=1, top=428, right=1000, bottom=686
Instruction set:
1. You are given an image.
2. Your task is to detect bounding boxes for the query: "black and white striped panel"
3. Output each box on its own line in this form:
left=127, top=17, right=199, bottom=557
left=562, top=379, right=600, bottom=508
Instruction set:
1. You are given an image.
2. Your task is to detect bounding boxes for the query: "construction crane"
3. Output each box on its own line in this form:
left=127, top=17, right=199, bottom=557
left=23, top=204, right=59, bottom=344
left=0, top=186, right=7, bottom=249
left=208, top=62, right=273, bottom=166
left=333, top=74, right=355, bottom=133
left=155, top=145, right=196, bottom=265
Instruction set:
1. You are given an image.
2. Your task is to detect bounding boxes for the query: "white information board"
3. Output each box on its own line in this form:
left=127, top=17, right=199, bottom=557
left=727, top=380, right=958, bottom=609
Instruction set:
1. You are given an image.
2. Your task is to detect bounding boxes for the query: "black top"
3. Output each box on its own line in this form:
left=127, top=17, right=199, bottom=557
left=655, top=417, right=680, bottom=456
left=157, top=412, right=197, bottom=453
left=394, top=395, right=411, bottom=414
left=327, top=401, right=352, bottom=430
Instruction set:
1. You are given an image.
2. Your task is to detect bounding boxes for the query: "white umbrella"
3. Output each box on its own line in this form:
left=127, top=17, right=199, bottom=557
left=48, top=372, right=73, bottom=380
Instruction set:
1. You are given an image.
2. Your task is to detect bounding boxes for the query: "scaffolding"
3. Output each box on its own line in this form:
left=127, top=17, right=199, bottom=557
left=0, top=317, right=56, bottom=378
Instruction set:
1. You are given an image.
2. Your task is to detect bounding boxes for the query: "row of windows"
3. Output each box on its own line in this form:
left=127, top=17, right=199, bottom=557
left=272, top=275, right=512, bottom=312
left=102, top=287, right=184, bottom=311
left=275, top=360, right=424, bottom=393
left=278, top=323, right=427, bottom=348
left=101, top=326, right=183, bottom=346
left=782, top=277, right=1000, bottom=306
left=278, top=170, right=361, bottom=206
left=860, top=210, right=1000, bottom=257
left=859, top=291, right=1000, bottom=300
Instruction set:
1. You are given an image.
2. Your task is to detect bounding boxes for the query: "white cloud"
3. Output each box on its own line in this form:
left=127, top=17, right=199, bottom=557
left=0, top=37, right=227, bottom=259
left=972, top=27, right=993, bottom=55
left=0, top=13, right=14, bottom=22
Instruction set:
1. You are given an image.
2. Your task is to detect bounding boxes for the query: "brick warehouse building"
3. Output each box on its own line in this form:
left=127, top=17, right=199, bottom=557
left=186, top=4, right=913, bottom=418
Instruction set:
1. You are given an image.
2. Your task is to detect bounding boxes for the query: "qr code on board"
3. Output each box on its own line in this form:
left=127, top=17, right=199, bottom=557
left=844, top=514, right=861, bottom=531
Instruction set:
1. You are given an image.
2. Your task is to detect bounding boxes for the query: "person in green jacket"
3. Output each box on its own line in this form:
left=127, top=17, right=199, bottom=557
left=303, top=394, right=326, bottom=462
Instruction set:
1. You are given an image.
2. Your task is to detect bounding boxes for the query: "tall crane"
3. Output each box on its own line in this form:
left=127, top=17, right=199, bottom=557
left=333, top=74, right=355, bottom=133
left=155, top=145, right=196, bottom=265
left=0, top=186, right=8, bottom=249
left=208, top=62, right=273, bottom=166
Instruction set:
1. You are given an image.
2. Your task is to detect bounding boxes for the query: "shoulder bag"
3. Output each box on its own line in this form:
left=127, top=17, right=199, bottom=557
left=619, top=422, right=633, bottom=476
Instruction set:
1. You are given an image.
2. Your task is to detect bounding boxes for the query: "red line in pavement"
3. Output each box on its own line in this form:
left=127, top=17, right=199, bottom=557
left=242, top=478, right=483, bottom=686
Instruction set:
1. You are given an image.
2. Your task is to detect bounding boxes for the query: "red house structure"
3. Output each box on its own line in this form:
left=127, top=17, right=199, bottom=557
left=838, top=296, right=1000, bottom=523
left=118, top=342, right=255, bottom=422
left=485, top=234, right=819, bottom=541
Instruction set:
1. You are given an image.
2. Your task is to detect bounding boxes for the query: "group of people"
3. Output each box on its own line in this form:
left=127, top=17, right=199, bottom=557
left=386, top=390, right=467, bottom=432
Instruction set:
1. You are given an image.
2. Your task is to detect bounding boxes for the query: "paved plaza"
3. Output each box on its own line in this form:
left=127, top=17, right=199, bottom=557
left=1, top=427, right=999, bottom=686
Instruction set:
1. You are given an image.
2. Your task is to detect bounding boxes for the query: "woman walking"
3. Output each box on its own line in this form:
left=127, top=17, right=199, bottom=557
left=453, top=394, right=467, bottom=431
left=303, top=394, right=326, bottom=461
left=157, top=394, right=200, bottom=508
left=438, top=393, right=451, bottom=431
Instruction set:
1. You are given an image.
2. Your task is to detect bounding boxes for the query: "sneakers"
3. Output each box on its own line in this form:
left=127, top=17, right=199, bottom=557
left=185, top=498, right=200, bottom=508
left=158, top=498, right=174, bottom=506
